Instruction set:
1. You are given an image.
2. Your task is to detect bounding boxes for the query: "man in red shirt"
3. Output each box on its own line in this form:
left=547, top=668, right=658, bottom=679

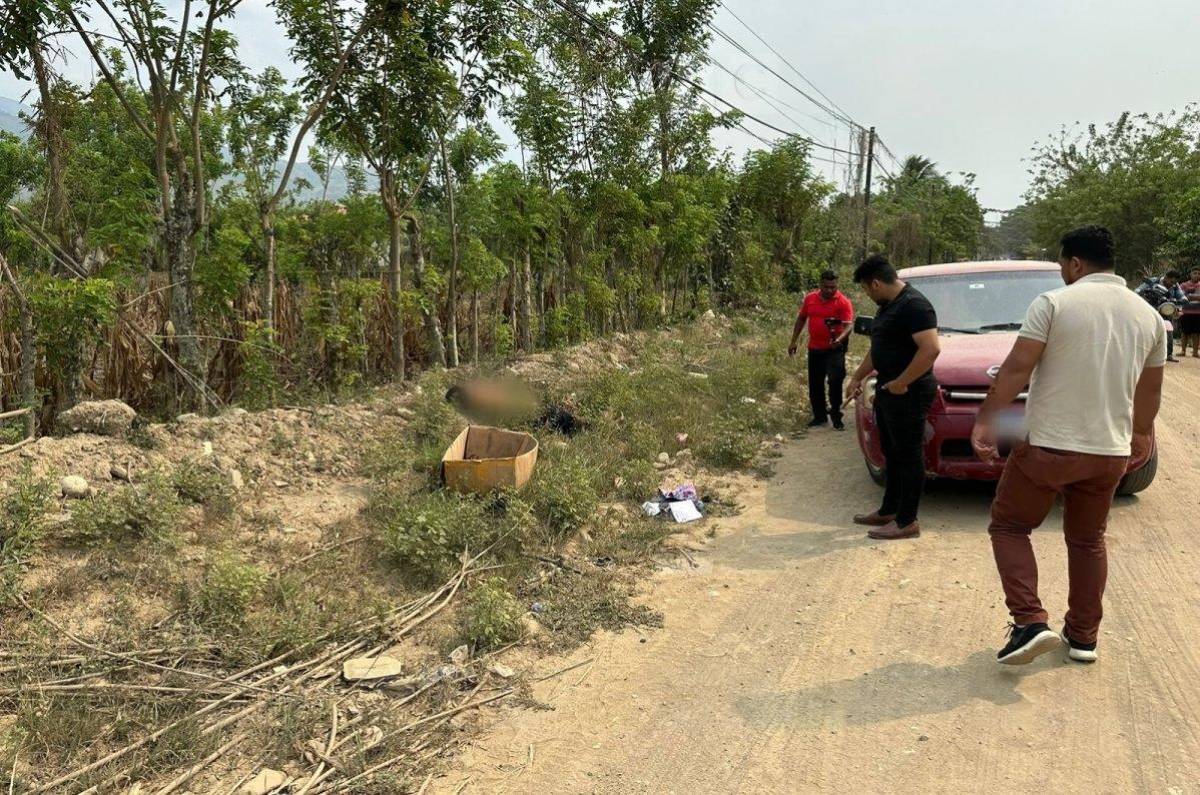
left=789, top=270, right=855, bottom=430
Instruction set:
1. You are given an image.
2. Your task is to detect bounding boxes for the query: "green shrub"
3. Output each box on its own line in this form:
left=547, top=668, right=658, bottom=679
left=462, top=577, right=524, bottom=650
left=379, top=491, right=496, bottom=582
left=493, top=322, right=515, bottom=358
left=237, top=321, right=283, bottom=410
left=697, top=419, right=760, bottom=469
left=172, top=459, right=235, bottom=518
left=1, top=470, right=54, bottom=597
left=67, top=473, right=182, bottom=546
left=529, top=449, right=599, bottom=542
left=190, top=552, right=266, bottom=627
left=611, top=457, right=658, bottom=501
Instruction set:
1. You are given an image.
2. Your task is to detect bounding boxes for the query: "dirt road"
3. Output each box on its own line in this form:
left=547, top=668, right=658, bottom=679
left=438, top=363, right=1200, bottom=794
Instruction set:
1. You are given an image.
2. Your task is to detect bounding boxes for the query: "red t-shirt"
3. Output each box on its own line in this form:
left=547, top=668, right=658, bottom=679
left=799, top=290, right=854, bottom=350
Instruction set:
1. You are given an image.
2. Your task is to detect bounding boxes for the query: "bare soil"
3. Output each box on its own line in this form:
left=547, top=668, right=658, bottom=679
left=436, top=363, right=1200, bottom=794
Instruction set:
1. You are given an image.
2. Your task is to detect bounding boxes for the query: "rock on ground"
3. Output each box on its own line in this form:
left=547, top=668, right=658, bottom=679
left=60, top=475, right=90, bottom=499
left=57, top=400, right=136, bottom=437
left=242, top=768, right=289, bottom=794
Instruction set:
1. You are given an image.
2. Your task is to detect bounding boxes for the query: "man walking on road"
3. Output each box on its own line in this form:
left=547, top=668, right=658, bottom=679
left=847, top=255, right=941, bottom=541
left=789, top=270, right=854, bottom=430
left=973, top=226, right=1166, bottom=666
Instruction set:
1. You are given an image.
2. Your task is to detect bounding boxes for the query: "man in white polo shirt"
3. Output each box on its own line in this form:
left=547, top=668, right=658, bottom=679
left=971, top=226, right=1166, bottom=666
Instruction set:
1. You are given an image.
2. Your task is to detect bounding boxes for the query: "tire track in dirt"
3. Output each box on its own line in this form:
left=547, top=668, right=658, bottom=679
left=437, top=364, right=1200, bottom=794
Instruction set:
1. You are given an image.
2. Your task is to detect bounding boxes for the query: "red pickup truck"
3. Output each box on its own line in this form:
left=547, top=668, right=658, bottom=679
left=852, top=260, right=1157, bottom=496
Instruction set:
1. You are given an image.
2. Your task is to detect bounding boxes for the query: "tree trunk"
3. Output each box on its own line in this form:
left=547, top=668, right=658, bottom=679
left=19, top=306, right=35, bottom=438
left=405, top=214, right=446, bottom=368
left=165, top=178, right=201, bottom=410
left=508, top=257, right=518, bottom=332
left=519, top=244, right=534, bottom=352
left=31, top=46, right=71, bottom=257
left=385, top=198, right=406, bottom=380
left=439, top=134, right=460, bottom=367
left=32, top=45, right=84, bottom=412
left=263, top=210, right=277, bottom=330
left=471, top=288, right=480, bottom=364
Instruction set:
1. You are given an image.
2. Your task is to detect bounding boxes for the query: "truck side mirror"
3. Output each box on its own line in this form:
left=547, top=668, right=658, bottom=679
left=854, top=316, right=874, bottom=336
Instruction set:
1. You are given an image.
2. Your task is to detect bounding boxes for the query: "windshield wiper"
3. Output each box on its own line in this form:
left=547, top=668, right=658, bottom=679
left=938, top=326, right=981, bottom=334
left=977, top=322, right=1024, bottom=332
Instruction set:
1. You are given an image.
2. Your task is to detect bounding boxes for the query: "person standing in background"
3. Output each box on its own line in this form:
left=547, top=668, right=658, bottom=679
left=789, top=270, right=854, bottom=431
left=1179, top=267, right=1200, bottom=358
left=846, top=255, right=941, bottom=541
left=1135, top=269, right=1185, bottom=362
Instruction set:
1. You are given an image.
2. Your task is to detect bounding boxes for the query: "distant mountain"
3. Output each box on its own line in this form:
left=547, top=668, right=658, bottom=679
left=0, top=97, right=29, bottom=138
left=285, top=161, right=379, bottom=203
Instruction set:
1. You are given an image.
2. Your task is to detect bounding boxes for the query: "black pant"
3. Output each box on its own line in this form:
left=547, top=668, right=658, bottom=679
left=1167, top=329, right=1175, bottom=359
left=875, top=381, right=936, bottom=526
left=807, top=346, right=847, bottom=422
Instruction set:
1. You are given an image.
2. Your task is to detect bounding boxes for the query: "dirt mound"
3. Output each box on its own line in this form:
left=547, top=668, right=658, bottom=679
left=56, top=399, right=137, bottom=436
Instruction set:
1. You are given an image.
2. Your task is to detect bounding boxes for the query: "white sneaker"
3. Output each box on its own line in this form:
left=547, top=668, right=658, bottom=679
left=1060, top=630, right=1098, bottom=663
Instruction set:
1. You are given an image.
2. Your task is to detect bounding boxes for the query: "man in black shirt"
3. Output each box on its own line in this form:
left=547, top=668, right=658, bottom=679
left=846, top=255, right=941, bottom=540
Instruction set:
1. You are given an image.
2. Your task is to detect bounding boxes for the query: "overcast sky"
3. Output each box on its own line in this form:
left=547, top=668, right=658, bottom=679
left=3, top=0, right=1199, bottom=215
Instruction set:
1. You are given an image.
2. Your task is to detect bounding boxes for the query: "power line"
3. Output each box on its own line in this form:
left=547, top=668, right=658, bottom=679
left=709, top=22, right=857, bottom=133
left=697, top=95, right=844, bottom=167
left=531, top=0, right=859, bottom=157
left=715, top=1, right=862, bottom=130
left=872, top=153, right=896, bottom=181
left=699, top=52, right=822, bottom=139
left=873, top=133, right=904, bottom=172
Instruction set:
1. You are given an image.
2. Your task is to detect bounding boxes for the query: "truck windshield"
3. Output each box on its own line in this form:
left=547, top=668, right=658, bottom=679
left=907, top=271, right=1064, bottom=333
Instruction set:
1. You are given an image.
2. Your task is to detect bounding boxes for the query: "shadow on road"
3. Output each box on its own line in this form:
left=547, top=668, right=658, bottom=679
left=732, top=649, right=1059, bottom=729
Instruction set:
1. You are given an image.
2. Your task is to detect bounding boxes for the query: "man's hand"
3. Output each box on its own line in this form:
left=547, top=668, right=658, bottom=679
left=788, top=342, right=798, bottom=358
left=882, top=380, right=908, bottom=396
left=1129, top=431, right=1154, bottom=470
left=845, top=377, right=864, bottom=405
left=971, top=419, right=1000, bottom=462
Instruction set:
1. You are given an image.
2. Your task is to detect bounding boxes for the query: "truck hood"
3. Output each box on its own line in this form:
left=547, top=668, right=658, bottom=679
left=933, top=331, right=1018, bottom=386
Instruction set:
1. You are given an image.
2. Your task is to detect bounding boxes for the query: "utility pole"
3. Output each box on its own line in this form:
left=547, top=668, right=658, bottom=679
left=861, top=126, right=876, bottom=259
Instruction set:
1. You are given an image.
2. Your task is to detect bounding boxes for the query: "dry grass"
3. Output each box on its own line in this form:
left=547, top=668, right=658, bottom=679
left=0, top=304, right=805, bottom=790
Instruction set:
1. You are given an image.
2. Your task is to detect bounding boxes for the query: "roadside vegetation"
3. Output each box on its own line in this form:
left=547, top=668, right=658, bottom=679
left=0, top=306, right=810, bottom=790
left=0, top=0, right=979, bottom=433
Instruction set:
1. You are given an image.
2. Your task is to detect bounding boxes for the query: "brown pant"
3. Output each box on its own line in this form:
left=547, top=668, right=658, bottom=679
left=989, top=443, right=1128, bottom=644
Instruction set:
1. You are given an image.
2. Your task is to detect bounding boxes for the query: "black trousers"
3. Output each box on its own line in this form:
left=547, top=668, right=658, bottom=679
left=807, top=346, right=847, bottom=422
left=875, top=381, right=936, bottom=526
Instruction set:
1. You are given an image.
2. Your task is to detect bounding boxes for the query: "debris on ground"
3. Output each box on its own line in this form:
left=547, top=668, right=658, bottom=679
left=442, top=425, right=539, bottom=493
left=242, top=768, right=289, bottom=794
left=489, top=663, right=516, bottom=679
left=642, top=482, right=705, bottom=523
left=342, top=654, right=405, bottom=682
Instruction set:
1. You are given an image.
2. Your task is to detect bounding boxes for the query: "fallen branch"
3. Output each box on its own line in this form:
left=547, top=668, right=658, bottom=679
left=154, top=730, right=248, bottom=795
left=15, top=595, right=292, bottom=699
left=313, top=690, right=514, bottom=792
left=533, top=657, right=595, bottom=683
left=294, top=703, right=338, bottom=795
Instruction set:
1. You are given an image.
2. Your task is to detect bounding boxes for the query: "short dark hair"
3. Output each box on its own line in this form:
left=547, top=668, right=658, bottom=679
left=1166, top=269, right=1182, bottom=280
left=819, top=269, right=838, bottom=282
left=1059, top=225, right=1114, bottom=269
left=853, top=254, right=897, bottom=285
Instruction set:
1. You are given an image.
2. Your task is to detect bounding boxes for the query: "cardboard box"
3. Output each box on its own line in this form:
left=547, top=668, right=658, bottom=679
left=441, top=425, right=539, bottom=494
